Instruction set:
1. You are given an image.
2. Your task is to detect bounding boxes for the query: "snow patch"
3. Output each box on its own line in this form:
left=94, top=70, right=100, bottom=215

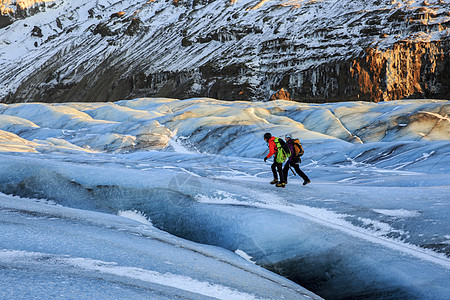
left=373, top=209, right=421, bottom=218
left=118, top=210, right=153, bottom=226
left=235, top=249, right=257, bottom=264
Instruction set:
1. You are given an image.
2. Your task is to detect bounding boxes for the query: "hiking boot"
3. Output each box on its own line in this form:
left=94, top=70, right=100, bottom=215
left=270, top=180, right=278, bottom=184
left=276, top=182, right=286, bottom=188
left=303, top=179, right=311, bottom=186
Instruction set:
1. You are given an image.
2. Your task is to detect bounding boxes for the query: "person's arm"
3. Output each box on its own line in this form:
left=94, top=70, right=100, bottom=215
left=266, top=140, right=277, bottom=159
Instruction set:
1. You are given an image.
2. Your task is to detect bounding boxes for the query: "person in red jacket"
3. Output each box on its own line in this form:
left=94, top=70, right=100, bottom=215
left=263, top=132, right=286, bottom=188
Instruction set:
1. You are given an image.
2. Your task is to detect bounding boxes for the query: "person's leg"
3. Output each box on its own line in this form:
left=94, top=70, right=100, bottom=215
left=294, top=164, right=310, bottom=184
left=271, top=161, right=278, bottom=183
left=275, top=163, right=286, bottom=188
left=283, top=162, right=290, bottom=183
left=277, top=162, right=285, bottom=183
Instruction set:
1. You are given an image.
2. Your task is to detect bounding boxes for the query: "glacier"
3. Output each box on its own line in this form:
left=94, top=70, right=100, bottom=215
left=0, top=193, right=317, bottom=299
left=0, top=98, right=449, bottom=299
left=0, top=0, right=449, bottom=102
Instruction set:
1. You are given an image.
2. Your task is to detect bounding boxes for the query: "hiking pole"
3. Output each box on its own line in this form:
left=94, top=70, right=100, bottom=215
left=290, top=167, right=297, bottom=176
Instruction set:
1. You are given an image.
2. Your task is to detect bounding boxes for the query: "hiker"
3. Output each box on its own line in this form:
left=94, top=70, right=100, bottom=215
left=263, top=132, right=288, bottom=188
left=283, top=135, right=311, bottom=186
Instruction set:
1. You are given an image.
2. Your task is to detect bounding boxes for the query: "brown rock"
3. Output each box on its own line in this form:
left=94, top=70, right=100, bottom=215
left=110, top=11, right=125, bottom=18
left=270, top=88, right=291, bottom=100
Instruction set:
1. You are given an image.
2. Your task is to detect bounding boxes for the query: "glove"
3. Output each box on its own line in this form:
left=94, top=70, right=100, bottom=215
left=264, top=157, right=267, bottom=162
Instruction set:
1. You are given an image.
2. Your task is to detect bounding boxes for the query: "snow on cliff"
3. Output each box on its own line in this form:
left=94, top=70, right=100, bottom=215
left=1, top=0, right=449, bottom=102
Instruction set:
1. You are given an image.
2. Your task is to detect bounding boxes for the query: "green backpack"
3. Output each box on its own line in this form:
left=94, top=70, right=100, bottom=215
left=274, top=138, right=291, bottom=163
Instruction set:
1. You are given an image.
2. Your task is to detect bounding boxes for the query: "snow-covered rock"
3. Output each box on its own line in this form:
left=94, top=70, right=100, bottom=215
left=0, top=0, right=449, bottom=103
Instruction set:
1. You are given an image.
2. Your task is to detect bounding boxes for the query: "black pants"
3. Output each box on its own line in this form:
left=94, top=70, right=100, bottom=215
left=283, top=157, right=309, bottom=182
left=271, top=158, right=285, bottom=183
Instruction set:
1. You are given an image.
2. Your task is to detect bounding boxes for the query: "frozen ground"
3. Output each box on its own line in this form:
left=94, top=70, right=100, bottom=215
left=0, top=98, right=449, bottom=299
left=0, top=192, right=318, bottom=299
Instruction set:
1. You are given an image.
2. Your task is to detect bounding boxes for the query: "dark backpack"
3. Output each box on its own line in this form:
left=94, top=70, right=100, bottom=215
left=292, top=138, right=304, bottom=157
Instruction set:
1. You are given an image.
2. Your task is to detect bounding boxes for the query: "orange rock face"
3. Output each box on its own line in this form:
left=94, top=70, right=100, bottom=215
left=350, top=41, right=449, bottom=102
left=270, top=88, right=291, bottom=101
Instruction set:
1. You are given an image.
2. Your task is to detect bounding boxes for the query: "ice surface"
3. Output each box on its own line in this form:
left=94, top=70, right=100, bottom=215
left=0, top=98, right=449, bottom=299
left=0, top=193, right=317, bottom=299
left=1, top=98, right=449, bottom=156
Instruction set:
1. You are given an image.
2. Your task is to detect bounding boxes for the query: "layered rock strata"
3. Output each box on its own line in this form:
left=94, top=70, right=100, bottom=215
left=0, top=0, right=449, bottom=103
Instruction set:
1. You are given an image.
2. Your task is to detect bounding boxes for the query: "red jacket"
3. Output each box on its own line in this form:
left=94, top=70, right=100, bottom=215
left=265, top=136, right=278, bottom=159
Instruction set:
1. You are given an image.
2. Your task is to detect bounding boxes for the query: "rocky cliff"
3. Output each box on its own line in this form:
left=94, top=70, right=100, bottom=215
left=0, top=0, right=449, bottom=103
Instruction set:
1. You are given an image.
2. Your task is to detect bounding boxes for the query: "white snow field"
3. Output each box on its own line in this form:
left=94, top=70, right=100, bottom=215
left=0, top=98, right=449, bottom=299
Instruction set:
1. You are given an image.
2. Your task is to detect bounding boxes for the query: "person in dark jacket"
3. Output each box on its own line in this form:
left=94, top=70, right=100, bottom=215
left=283, top=135, right=311, bottom=185
left=263, top=132, right=286, bottom=188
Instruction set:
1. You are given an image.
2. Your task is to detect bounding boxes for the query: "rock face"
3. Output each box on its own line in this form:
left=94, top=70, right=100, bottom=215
left=270, top=88, right=291, bottom=101
left=0, top=0, right=55, bottom=26
left=0, top=0, right=449, bottom=103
